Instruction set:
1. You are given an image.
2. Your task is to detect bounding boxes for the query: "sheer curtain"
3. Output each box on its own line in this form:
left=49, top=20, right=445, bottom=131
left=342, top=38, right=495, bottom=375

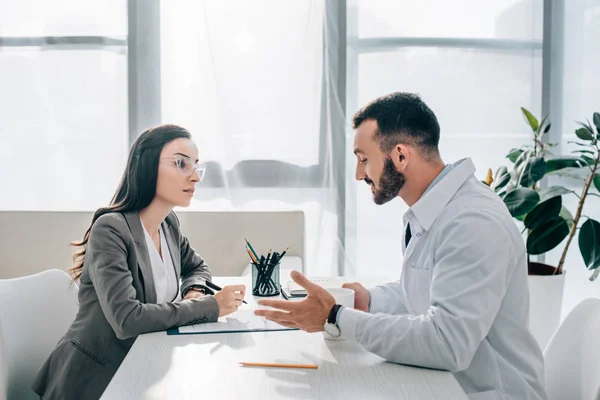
left=345, top=0, right=544, bottom=277
left=545, top=0, right=600, bottom=317
left=161, top=0, right=344, bottom=276
left=0, top=0, right=128, bottom=211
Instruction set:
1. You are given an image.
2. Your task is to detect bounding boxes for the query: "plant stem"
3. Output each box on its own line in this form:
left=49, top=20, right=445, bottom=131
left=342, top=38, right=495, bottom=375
left=556, top=150, right=600, bottom=274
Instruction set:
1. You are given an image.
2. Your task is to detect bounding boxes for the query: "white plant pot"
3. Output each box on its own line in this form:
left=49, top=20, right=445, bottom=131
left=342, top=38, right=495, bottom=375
left=527, top=272, right=566, bottom=350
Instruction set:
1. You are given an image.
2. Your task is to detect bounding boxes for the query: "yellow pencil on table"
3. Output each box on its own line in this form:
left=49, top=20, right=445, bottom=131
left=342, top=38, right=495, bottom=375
left=239, top=362, right=318, bottom=370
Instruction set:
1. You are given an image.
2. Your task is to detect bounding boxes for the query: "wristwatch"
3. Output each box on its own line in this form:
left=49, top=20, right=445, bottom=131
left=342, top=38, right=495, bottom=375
left=323, top=304, right=343, bottom=338
left=184, top=285, right=206, bottom=297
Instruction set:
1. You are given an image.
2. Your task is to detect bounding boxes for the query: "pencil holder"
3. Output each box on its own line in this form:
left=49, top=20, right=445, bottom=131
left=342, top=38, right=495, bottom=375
left=252, top=262, right=280, bottom=296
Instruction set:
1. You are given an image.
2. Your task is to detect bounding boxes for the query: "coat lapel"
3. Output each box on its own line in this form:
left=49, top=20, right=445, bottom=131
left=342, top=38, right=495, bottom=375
left=123, top=211, right=157, bottom=304
left=162, top=218, right=181, bottom=284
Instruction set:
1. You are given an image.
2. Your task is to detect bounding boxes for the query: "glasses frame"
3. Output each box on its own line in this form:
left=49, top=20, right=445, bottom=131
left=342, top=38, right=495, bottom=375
left=160, top=155, right=206, bottom=181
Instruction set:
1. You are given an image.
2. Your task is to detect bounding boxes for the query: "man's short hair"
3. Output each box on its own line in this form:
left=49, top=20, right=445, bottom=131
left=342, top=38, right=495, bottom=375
left=352, top=92, right=440, bottom=155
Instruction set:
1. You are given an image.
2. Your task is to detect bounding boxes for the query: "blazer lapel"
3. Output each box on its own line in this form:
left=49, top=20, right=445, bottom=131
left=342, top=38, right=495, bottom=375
left=162, top=219, right=181, bottom=284
left=123, top=211, right=157, bottom=304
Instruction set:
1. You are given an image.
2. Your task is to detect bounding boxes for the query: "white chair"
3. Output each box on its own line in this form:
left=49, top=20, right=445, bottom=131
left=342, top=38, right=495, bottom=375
left=0, top=269, right=79, bottom=400
left=544, top=298, right=600, bottom=400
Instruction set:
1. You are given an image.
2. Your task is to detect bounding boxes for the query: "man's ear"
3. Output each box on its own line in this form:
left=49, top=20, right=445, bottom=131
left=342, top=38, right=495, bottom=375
left=391, top=144, right=409, bottom=169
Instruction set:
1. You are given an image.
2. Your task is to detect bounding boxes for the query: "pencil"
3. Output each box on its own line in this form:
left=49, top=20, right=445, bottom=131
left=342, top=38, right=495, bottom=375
left=245, top=238, right=260, bottom=260
left=239, top=362, right=318, bottom=370
left=246, top=247, right=259, bottom=264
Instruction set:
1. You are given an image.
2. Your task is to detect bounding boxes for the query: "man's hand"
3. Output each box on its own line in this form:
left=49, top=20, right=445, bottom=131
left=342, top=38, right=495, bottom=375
left=183, top=288, right=205, bottom=301
left=254, top=271, right=336, bottom=332
left=341, top=282, right=370, bottom=312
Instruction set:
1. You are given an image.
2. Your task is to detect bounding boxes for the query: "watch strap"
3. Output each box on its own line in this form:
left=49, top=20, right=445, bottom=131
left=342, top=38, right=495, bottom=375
left=327, top=304, right=343, bottom=325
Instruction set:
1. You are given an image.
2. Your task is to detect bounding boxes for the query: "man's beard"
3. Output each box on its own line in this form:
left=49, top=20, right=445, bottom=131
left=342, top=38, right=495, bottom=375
left=369, top=157, right=406, bottom=205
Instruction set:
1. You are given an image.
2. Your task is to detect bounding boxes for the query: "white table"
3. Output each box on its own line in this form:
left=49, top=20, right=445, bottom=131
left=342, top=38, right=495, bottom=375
left=101, top=276, right=467, bottom=400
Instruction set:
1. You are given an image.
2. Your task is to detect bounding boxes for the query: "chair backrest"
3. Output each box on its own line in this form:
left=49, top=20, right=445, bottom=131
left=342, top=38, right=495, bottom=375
left=544, top=297, right=600, bottom=400
left=0, top=269, right=79, bottom=400
left=0, top=210, right=305, bottom=278
left=176, top=210, right=305, bottom=276
left=0, top=211, right=92, bottom=279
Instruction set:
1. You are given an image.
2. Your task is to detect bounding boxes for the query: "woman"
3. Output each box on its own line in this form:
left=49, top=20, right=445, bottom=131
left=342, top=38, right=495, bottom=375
left=32, top=125, right=245, bottom=399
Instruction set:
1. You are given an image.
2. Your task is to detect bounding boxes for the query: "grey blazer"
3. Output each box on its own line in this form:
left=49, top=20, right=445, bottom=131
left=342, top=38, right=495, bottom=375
left=32, top=210, right=219, bottom=400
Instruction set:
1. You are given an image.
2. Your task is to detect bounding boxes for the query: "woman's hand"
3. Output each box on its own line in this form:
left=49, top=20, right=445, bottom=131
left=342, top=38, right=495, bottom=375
left=183, top=288, right=205, bottom=300
left=213, top=285, right=246, bottom=317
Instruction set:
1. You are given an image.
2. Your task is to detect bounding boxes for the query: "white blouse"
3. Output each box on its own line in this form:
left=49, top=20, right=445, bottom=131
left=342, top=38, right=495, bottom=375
left=141, top=221, right=181, bottom=303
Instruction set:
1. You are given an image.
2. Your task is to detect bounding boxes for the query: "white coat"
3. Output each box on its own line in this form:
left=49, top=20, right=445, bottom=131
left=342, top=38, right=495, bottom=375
left=338, top=158, right=547, bottom=400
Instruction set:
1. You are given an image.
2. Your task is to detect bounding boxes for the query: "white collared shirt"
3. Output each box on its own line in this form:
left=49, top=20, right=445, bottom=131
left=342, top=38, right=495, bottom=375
left=142, top=223, right=181, bottom=304
left=338, top=158, right=547, bottom=400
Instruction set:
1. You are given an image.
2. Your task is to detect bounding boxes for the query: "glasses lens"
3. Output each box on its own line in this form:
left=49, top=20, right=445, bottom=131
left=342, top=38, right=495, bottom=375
left=175, top=158, right=187, bottom=175
left=197, top=164, right=206, bottom=181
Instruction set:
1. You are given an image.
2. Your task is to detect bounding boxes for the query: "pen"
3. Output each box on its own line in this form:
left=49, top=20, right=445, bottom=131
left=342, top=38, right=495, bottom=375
left=278, top=247, right=289, bottom=260
left=239, top=362, right=318, bottom=370
left=280, top=285, right=289, bottom=300
left=204, top=280, right=248, bottom=304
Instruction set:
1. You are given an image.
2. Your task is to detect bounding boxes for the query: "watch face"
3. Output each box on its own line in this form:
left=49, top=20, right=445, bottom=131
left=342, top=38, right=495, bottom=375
left=323, top=323, right=341, bottom=337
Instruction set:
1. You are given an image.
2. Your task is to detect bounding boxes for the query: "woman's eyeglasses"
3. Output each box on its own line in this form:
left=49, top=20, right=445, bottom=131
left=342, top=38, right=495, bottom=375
left=161, top=155, right=206, bottom=180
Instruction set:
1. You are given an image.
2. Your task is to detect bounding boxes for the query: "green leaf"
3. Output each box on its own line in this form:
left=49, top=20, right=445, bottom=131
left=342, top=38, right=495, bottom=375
left=507, top=148, right=524, bottom=163
left=524, top=196, right=562, bottom=230
left=491, top=166, right=510, bottom=192
left=580, top=155, right=596, bottom=166
left=509, top=151, right=532, bottom=187
left=527, top=217, right=570, bottom=255
left=578, top=120, right=596, bottom=133
left=576, top=127, right=595, bottom=141
left=537, top=115, right=550, bottom=136
left=539, top=186, right=572, bottom=202
left=560, top=207, right=575, bottom=230
left=544, top=122, right=552, bottom=134
left=594, top=174, right=600, bottom=192
left=594, top=112, right=600, bottom=134
left=579, top=219, right=600, bottom=270
left=521, top=107, right=539, bottom=132
left=521, top=157, right=546, bottom=186
left=573, top=149, right=596, bottom=155
left=504, top=188, right=540, bottom=217
left=546, top=157, right=588, bottom=173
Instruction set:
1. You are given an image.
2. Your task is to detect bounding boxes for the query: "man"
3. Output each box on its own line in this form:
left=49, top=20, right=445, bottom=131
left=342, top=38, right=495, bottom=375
left=255, top=92, right=547, bottom=400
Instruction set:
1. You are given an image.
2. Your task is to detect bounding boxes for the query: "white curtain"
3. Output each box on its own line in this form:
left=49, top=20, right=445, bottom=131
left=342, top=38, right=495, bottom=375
left=345, top=0, right=544, bottom=278
left=161, top=0, right=345, bottom=276
left=0, top=0, right=128, bottom=211
left=545, top=0, right=600, bottom=317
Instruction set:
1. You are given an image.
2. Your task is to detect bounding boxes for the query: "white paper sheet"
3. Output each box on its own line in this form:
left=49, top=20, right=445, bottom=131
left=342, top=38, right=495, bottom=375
left=177, top=307, right=297, bottom=334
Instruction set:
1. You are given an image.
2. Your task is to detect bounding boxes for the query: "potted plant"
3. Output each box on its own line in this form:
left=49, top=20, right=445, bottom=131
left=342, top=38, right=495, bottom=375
left=485, top=108, right=600, bottom=347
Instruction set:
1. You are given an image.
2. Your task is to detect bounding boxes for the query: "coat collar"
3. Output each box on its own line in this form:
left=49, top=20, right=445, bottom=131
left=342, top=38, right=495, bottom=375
left=409, top=158, right=476, bottom=231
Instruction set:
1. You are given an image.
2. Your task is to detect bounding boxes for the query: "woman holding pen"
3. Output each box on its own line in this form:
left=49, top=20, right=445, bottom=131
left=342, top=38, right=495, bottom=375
left=33, top=125, right=246, bottom=400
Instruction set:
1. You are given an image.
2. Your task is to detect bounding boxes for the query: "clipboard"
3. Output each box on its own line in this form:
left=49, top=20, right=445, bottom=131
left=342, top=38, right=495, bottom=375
left=167, top=308, right=298, bottom=335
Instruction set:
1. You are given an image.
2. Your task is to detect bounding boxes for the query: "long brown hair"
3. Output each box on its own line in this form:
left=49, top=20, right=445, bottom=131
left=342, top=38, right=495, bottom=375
left=69, top=124, right=192, bottom=282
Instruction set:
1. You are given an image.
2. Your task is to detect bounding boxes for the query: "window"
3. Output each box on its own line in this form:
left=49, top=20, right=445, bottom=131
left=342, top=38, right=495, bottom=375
left=346, top=0, right=544, bottom=276
left=0, top=0, right=128, bottom=210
